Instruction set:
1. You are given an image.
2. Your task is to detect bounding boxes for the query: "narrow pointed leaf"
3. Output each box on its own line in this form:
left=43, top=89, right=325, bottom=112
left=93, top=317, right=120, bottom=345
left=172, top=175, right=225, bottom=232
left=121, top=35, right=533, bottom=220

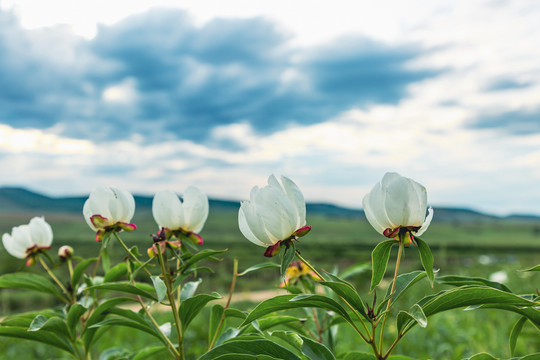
left=238, top=263, right=280, bottom=276
left=104, top=262, right=128, bottom=282
left=319, top=278, right=368, bottom=318
left=437, top=275, right=511, bottom=292
left=28, top=314, right=71, bottom=339
left=209, top=304, right=225, bottom=345
left=85, top=282, right=157, bottom=301
left=370, top=240, right=395, bottom=292
left=510, top=316, right=528, bottom=356
left=181, top=249, right=228, bottom=274
left=0, top=326, right=75, bottom=354
left=151, top=276, right=167, bottom=303
left=179, top=293, right=222, bottom=331
left=180, top=279, right=202, bottom=301
left=415, top=237, right=434, bottom=287
left=241, top=294, right=353, bottom=327
left=0, top=273, right=65, bottom=301
left=131, top=346, right=169, bottom=360
left=281, top=243, right=296, bottom=276
left=519, top=264, right=540, bottom=272
left=299, top=335, right=335, bottom=360
left=198, top=339, right=301, bottom=360
left=378, top=271, right=427, bottom=312
left=72, top=258, right=98, bottom=287
left=67, top=304, right=87, bottom=336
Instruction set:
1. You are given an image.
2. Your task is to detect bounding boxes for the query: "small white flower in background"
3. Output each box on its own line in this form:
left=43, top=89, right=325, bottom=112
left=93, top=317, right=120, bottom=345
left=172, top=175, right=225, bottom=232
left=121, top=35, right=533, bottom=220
left=489, top=270, right=508, bottom=283
left=363, top=172, right=433, bottom=245
left=2, top=217, right=53, bottom=266
left=83, top=186, right=136, bottom=242
left=239, top=175, right=311, bottom=257
left=152, top=186, right=209, bottom=245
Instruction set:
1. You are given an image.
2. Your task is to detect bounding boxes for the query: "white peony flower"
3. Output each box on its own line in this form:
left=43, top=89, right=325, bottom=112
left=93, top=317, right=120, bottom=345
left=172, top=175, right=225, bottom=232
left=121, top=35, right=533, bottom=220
left=2, top=217, right=53, bottom=265
left=239, top=175, right=311, bottom=257
left=152, top=186, right=209, bottom=245
left=363, top=172, right=433, bottom=245
left=83, top=186, right=136, bottom=242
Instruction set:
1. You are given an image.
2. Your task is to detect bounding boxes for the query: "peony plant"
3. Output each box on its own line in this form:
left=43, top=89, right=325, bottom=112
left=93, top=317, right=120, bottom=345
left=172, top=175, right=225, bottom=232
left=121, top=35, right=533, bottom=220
left=0, top=174, right=538, bottom=360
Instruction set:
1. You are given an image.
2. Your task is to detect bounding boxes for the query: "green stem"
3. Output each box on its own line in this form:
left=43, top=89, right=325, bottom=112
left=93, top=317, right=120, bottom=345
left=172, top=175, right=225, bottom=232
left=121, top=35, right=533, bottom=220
left=113, top=232, right=153, bottom=277
left=157, top=249, right=184, bottom=360
left=208, top=258, right=238, bottom=350
left=378, top=239, right=405, bottom=356
left=38, top=256, right=72, bottom=303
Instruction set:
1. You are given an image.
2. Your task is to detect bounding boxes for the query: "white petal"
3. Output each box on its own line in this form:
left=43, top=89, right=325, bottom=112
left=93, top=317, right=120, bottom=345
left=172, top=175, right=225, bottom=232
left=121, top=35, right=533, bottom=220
left=362, top=192, right=387, bottom=234
left=240, top=200, right=276, bottom=245
left=384, top=175, right=412, bottom=227
left=279, top=176, right=306, bottom=229
left=255, top=185, right=296, bottom=240
left=83, top=199, right=97, bottom=231
left=365, top=181, right=394, bottom=230
left=182, top=186, right=209, bottom=233
left=153, top=190, right=184, bottom=229
left=238, top=206, right=267, bottom=246
left=2, top=233, right=27, bottom=259
left=28, top=217, right=53, bottom=247
left=415, top=207, right=433, bottom=236
left=405, top=178, right=427, bottom=226
left=108, top=187, right=135, bottom=223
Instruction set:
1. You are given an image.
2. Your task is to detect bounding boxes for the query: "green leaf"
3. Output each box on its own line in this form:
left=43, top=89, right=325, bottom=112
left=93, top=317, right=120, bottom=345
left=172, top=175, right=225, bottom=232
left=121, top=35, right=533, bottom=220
left=131, top=346, right=169, bottom=360
left=181, top=249, right=228, bottom=274
left=179, top=292, right=222, bottom=332
left=103, top=262, right=128, bottom=282
left=198, top=339, right=302, bottom=360
left=244, top=316, right=302, bottom=333
left=319, top=277, right=368, bottom=318
left=475, top=304, right=540, bottom=331
left=281, top=243, right=296, bottom=276
left=85, top=282, right=158, bottom=301
left=339, top=263, right=371, bottom=280
left=370, top=240, right=395, bottom=293
left=397, top=304, right=427, bottom=333
left=437, top=275, right=511, bottom=292
left=101, top=246, right=111, bottom=273
left=0, top=273, right=66, bottom=301
left=517, top=354, right=540, bottom=360
left=238, top=263, right=280, bottom=276
left=89, top=318, right=161, bottom=340
left=510, top=316, right=528, bottom=356
left=378, top=271, right=427, bottom=312
left=299, top=335, right=335, bottom=360
left=28, top=314, right=71, bottom=339
left=519, top=264, right=540, bottom=272
left=342, top=352, right=376, bottom=360
left=0, top=326, right=75, bottom=355
left=415, top=237, right=434, bottom=287
left=181, top=279, right=203, bottom=301
left=241, top=294, right=353, bottom=327
left=465, top=353, right=498, bottom=360
left=82, top=297, right=139, bottom=348
left=67, top=304, right=87, bottom=336
left=72, top=257, right=98, bottom=287
left=209, top=304, right=225, bottom=345
left=151, top=276, right=167, bottom=303
left=211, top=355, right=280, bottom=360
left=224, top=308, right=247, bottom=320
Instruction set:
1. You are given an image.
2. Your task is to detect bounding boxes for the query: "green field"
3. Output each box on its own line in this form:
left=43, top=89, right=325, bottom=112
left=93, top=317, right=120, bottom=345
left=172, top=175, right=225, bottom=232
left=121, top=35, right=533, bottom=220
left=1, top=205, right=539, bottom=359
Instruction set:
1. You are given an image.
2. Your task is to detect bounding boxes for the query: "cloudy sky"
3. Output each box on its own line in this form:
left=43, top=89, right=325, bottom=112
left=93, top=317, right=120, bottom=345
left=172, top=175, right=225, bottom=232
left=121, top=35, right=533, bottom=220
left=1, top=0, right=539, bottom=216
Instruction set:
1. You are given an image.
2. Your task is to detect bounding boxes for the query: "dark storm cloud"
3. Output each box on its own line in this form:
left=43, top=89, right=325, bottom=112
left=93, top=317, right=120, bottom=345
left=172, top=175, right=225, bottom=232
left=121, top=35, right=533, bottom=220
left=0, top=8, right=440, bottom=144
left=471, top=109, right=540, bottom=135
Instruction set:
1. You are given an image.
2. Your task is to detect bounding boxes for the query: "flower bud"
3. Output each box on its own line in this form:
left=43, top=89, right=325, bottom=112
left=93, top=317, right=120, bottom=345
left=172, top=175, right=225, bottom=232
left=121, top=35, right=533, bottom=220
left=58, top=245, right=74, bottom=260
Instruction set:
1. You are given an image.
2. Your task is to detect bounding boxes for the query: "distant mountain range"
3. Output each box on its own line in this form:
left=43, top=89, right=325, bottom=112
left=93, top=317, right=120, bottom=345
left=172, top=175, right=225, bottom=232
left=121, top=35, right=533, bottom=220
left=1, top=187, right=539, bottom=224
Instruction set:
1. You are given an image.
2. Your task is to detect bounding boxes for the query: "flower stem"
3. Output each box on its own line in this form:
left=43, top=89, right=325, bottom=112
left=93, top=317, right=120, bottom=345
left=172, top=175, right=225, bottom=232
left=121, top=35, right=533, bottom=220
left=38, top=256, right=72, bottom=303
left=208, top=258, right=238, bottom=350
left=113, top=232, right=153, bottom=277
left=378, top=239, right=405, bottom=355
left=157, top=249, right=184, bottom=360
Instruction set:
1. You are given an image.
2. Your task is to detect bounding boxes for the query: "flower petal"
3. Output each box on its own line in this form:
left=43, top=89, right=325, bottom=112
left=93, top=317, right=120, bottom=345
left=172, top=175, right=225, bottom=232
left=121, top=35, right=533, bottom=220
left=182, top=186, right=209, bottom=233
left=153, top=190, right=184, bottom=229
left=279, top=175, right=306, bottom=229
left=363, top=182, right=392, bottom=234
left=415, top=207, right=433, bottom=236
left=239, top=200, right=275, bottom=246
left=2, top=232, right=27, bottom=259
left=28, top=217, right=53, bottom=248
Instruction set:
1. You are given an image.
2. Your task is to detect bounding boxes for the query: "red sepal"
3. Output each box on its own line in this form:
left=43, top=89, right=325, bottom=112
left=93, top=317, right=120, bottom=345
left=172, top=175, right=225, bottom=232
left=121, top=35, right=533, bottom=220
left=264, top=241, right=281, bottom=257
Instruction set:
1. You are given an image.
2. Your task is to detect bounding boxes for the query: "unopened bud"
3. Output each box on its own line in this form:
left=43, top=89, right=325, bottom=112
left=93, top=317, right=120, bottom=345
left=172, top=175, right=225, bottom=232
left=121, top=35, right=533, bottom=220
left=58, top=245, right=74, bottom=260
